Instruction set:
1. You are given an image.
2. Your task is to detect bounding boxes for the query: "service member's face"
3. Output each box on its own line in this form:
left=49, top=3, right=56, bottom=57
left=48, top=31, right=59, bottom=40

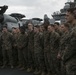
left=12, top=28, right=16, bottom=33
left=28, top=23, right=33, bottom=30
left=59, top=25, right=65, bottom=32
left=41, top=26, right=44, bottom=31
left=2, top=28, right=7, bottom=32
left=34, top=27, right=39, bottom=33
left=39, top=26, right=42, bottom=32
left=54, top=24, right=59, bottom=30
left=48, top=26, right=53, bottom=32
left=65, top=12, right=75, bottom=23
left=40, top=26, right=43, bottom=32
left=16, top=28, right=20, bottom=33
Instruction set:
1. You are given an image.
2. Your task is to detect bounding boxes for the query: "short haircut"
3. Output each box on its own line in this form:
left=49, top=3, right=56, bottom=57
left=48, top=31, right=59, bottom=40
left=67, top=8, right=76, bottom=18
left=50, top=24, right=54, bottom=27
left=54, top=22, right=59, bottom=26
left=48, top=24, right=54, bottom=28
left=34, top=25, right=40, bottom=28
left=12, top=27, right=17, bottom=29
left=3, top=25, right=7, bottom=29
left=28, top=21, right=33, bottom=26
left=63, top=23, right=70, bottom=28
left=67, top=8, right=75, bottom=14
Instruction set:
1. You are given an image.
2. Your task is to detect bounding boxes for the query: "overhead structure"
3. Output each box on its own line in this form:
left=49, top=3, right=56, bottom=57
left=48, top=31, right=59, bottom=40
left=52, top=0, right=76, bottom=23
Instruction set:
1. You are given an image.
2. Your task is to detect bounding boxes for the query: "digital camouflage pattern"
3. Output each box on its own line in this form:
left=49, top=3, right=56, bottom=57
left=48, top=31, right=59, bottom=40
left=1, top=32, right=13, bottom=66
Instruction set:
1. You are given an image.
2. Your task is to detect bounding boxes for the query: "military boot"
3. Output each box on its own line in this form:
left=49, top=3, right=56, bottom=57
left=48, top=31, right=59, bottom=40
left=17, top=64, right=22, bottom=68
left=1, top=65, right=6, bottom=68
left=34, top=69, right=41, bottom=75
left=34, top=68, right=38, bottom=74
left=19, top=66, right=25, bottom=70
left=27, top=67, right=33, bottom=72
left=47, top=72, right=51, bottom=75
left=41, top=71, right=46, bottom=75
left=10, top=63, right=14, bottom=69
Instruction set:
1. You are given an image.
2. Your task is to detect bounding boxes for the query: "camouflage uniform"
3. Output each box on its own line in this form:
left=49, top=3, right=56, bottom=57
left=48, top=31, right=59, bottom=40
left=16, top=32, right=28, bottom=67
left=34, top=32, right=44, bottom=71
left=0, top=32, right=2, bottom=65
left=12, top=33, right=18, bottom=66
left=27, top=30, right=34, bottom=69
left=62, top=25, right=76, bottom=75
left=1, top=32, right=13, bottom=66
left=59, top=32, right=69, bottom=75
left=55, top=29, right=63, bottom=36
left=43, top=31, right=50, bottom=73
left=49, top=31, right=60, bottom=75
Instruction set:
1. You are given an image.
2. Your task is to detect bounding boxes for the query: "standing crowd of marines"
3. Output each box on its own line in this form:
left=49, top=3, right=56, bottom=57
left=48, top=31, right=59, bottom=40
left=0, top=8, right=76, bottom=75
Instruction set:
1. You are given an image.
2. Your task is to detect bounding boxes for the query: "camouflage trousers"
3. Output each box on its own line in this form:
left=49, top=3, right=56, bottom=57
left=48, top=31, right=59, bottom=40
left=27, top=49, right=34, bottom=68
left=2, top=48, right=13, bottom=66
left=0, top=47, right=2, bottom=65
left=34, top=52, right=45, bottom=71
left=61, top=61, right=66, bottom=75
left=44, top=52, right=52, bottom=72
left=51, top=54, right=60, bottom=75
left=65, top=59, right=76, bottom=75
left=12, top=47, right=18, bottom=66
left=18, top=48, right=28, bottom=67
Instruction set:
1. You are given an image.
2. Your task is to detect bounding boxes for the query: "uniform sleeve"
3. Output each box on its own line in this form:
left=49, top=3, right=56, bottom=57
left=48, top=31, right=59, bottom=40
left=40, top=33, right=44, bottom=49
left=9, top=33, right=13, bottom=45
left=62, top=30, right=76, bottom=63
left=21, top=34, right=28, bottom=48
